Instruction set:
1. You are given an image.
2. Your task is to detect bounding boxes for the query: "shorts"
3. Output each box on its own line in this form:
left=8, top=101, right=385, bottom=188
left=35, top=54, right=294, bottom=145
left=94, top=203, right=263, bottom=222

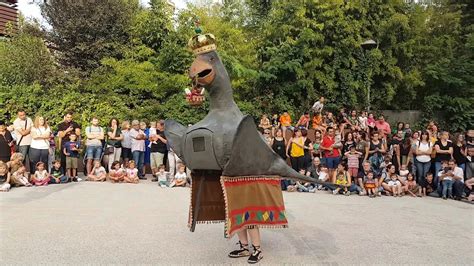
left=86, top=146, right=103, bottom=160
left=323, top=157, right=340, bottom=169
left=66, top=157, right=78, bottom=169
left=388, top=180, right=401, bottom=187
left=348, top=167, right=358, bottom=177
left=150, top=152, right=165, bottom=169
left=121, top=147, right=132, bottom=160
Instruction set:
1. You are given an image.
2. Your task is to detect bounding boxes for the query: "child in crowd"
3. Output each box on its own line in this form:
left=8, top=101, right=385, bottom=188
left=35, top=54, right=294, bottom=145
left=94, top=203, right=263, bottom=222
left=124, top=160, right=139, bottom=184
left=271, top=114, right=280, bottom=136
left=312, top=113, right=323, bottom=131
left=87, top=160, right=107, bottom=182
left=332, top=164, right=350, bottom=196
left=367, top=113, right=376, bottom=131
left=109, top=161, right=125, bottom=183
left=170, top=164, right=187, bottom=187
left=0, top=161, right=11, bottom=192
left=358, top=111, right=368, bottom=132
left=334, top=129, right=343, bottom=151
left=345, top=146, right=362, bottom=180
left=405, top=172, right=421, bottom=197
left=157, top=164, right=170, bottom=188
left=32, top=162, right=50, bottom=186
left=388, top=173, right=403, bottom=197
left=63, top=133, right=80, bottom=182
left=399, top=164, right=409, bottom=180
left=11, top=166, right=31, bottom=187
left=421, top=172, right=437, bottom=197
left=279, top=111, right=292, bottom=137
left=49, top=160, right=68, bottom=184
left=364, top=171, right=377, bottom=198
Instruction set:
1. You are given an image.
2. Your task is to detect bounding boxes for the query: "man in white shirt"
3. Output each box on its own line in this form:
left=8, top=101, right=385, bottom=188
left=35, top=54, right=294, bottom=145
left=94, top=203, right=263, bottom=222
left=438, top=159, right=464, bottom=200
left=13, top=110, right=33, bottom=162
left=129, top=120, right=146, bottom=179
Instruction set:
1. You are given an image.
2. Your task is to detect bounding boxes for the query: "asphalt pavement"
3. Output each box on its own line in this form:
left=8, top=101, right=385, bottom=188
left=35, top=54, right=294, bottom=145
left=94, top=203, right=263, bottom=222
left=1, top=180, right=473, bottom=265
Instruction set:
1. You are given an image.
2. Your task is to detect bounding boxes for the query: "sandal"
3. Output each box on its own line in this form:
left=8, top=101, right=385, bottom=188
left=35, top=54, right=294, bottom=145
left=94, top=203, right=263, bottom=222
left=247, top=245, right=263, bottom=264
left=228, top=241, right=250, bottom=258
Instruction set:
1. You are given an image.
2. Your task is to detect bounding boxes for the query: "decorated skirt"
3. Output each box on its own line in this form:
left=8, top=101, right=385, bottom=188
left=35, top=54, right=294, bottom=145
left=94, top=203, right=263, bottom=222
left=189, top=172, right=288, bottom=238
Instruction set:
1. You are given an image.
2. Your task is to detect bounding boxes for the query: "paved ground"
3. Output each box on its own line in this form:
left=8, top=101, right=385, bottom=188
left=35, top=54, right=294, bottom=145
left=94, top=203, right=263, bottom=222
left=1, top=179, right=473, bottom=265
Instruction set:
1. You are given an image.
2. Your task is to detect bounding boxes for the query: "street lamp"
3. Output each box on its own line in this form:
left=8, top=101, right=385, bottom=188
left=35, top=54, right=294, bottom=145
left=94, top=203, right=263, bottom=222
left=361, top=39, right=378, bottom=112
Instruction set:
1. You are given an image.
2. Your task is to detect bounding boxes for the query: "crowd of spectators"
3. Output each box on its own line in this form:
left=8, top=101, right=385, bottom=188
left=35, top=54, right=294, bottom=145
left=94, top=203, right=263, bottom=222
left=1, top=103, right=473, bottom=203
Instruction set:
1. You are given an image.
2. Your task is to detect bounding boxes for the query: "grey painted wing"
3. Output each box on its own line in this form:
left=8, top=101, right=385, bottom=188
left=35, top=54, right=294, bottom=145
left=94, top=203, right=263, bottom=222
left=222, top=115, right=319, bottom=184
left=164, top=119, right=187, bottom=161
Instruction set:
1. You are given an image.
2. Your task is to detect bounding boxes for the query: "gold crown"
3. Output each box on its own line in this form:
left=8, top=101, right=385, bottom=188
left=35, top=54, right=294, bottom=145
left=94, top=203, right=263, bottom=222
left=188, top=32, right=217, bottom=55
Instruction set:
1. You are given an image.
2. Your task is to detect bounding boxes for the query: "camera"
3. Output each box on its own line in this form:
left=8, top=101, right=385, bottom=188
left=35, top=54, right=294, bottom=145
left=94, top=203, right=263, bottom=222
left=443, top=167, right=451, bottom=173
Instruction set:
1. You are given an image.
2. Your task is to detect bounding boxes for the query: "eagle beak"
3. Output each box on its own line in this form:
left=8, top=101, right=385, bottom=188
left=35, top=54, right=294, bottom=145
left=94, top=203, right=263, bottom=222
left=189, top=56, right=215, bottom=86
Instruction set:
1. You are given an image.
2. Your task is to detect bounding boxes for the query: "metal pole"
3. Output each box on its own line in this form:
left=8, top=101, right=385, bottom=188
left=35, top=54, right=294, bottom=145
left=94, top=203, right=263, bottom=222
left=367, top=79, right=370, bottom=112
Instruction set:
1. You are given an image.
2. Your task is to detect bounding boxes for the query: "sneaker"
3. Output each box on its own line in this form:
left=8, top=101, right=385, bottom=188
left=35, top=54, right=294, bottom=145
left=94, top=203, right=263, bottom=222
left=308, top=188, right=316, bottom=193
left=344, top=191, right=350, bottom=196
left=228, top=241, right=250, bottom=258
left=332, top=190, right=338, bottom=195
left=169, top=182, right=176, bottom=188
left=317, top=185, right=323, bottom=190
left=442, top=196, right=447, bottom=200
left=160, top=184, right=167, bottom=188
left=377, top=192, right=382, bottom=197
left=247, top=245, right=263, bottom=264
left=359, top=192, right=366, bottom=196
left=72, top=177, right=78, bottom=182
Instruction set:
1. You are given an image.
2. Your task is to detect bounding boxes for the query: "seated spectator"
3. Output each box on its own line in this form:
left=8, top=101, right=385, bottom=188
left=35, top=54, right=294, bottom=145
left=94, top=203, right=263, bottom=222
left=364, top=171, right=377, bottom=198
left=421, top=173, right=438, bottom=197
left=296, top=112, right=310, bottom=129
left=31, top=162, right=50, bottom=186
left=258, top=114, right=272, bottom=132
left=170, top=164, right=187, bottom=187
left=405, top=172, right=421, bottom=197
left=380, top=164, right=398, bottom=196
left=387, top=173, right=403, bottom=197
left=438, top=159, right=464, bottom=200
left=465, top=178, right=474, bottom=201
left=124, top=160, right=139, bottom=184
left=336, top=108, right=349, bottom=134
left=0, top=161, right=11, bottom=192
left=63, top=133, right=81, bottom=182
left=312, top=113, right=323, bottom=131
left=109, top=161, right=125, bottom=183
left=49, top=160, right=68, bottom=184
left=367, top=113, right=376, bottom=133
left=331, top=162, right=351, bottom=196
left=358, top=111, right=368, bottom=132
left=347, top=110, right=360, bottom=131
left=357, top=161, right=372, bottom=195
left=87, top=160, right=107, bottom=182
left=157, top=164, right=170, bottom=188
left=324, top=112, right=336, bottom=128
left=263, top=129, right=272, bottom=146
left=374, top=115, right=391, bottom=137
left=466, top=146, right=473, bottom=180
left=11, top=165, right=31, bottom=187
left=311, top=96, right=325, bottom=113
left=295, top=169, right=316, bottom=192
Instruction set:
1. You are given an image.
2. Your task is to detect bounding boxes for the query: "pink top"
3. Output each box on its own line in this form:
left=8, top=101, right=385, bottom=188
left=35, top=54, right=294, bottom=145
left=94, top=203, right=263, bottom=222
left=374, top=120, right=391, bottom=136
left=126, top=168, right=138, bottom=178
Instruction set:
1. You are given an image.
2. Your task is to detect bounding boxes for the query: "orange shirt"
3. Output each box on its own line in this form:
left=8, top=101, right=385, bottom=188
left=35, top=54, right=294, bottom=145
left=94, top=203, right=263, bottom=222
left=280, top=114, right=292, bottom=127
left=312, top=115, right=322, bottom=129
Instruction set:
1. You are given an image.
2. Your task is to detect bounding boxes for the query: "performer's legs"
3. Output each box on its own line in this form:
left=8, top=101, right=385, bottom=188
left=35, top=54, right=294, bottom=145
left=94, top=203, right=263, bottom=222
left=228, top=229, right=250, bottom=258
left=247, top=228, right=263, bottom=263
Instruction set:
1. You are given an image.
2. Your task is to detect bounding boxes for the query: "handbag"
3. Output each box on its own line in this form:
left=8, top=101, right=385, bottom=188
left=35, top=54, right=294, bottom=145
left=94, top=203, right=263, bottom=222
left=104, top=146, right=114, bottom=155
left=14, top=120, right=28, bottom=152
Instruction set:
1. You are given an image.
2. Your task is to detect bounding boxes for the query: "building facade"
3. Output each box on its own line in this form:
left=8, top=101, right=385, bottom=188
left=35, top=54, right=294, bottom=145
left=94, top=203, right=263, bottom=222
left=0, top=0, right=18, bottom=36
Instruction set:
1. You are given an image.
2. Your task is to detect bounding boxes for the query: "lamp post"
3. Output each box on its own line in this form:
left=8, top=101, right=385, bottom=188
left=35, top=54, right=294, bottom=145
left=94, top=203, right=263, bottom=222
left=361, top=39, right=377, bottom=112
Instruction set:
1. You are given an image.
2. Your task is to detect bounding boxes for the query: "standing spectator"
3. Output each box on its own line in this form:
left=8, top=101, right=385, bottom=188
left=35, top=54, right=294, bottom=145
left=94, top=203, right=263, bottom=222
left=129, top=120, right=146, bottom=179
left=150, top=121, right=167, bottom=181
left=29, top=116, right=51, bottom=174
left=271, top=114, right=280, bottom=137
left=106, top=118, right=123, bottom=171
left=347, top=110, right=360, bottom=131
left=13, top=110, right=33, bottom=164
left=312, top=130, right=322, bottom=158
left=336, top=108, right=349, bottom=134
left=0, top=121, right=14, bottom=162
left=286, top=129, right=305, bottom=172
left=141, top=121, right=151, bottom=179
left=466, top=129, right=474, bottom=147
left=301, top=129, right=312, bottom=169
left=398, top=135, right=412, bottom=169
left=63, top=133, right=80, bottom=182
left=374, top=115, right=391, bottom=137
left=168, top=147, right=182, bottom=180
left=393, top=122, right=405, bottom=136
left=345, top=146, right=362, bottom=182
left=355, top=132, right=368, bottom=167
left=367, top=113, right=376, bottom=133
left=57, top=112, right=81, bottom=173
left=311, top=96, right=325, bottom=113
left=296, top=112, right=310, bottom=129
left=320, top=127, right=340, bottom=175
left=279, top=111, right=292, bottom=138
left=342, top=132, right=356, bottom=156
left=271, top=128, right=287, bottom=160
left=85, top=117, right=104, bottom=175
left=121, top=121, right=132, bottom=166
left=258, top=115, right=272, bottom=132
left=48, top=131, right=56, bottom=173
left=453, top=133, right=467, bottom=174
left=365, top=131, right=386, bottom=175
left=415, top=131, right=433, bottom=184
left=433, top=131, right=453, bottom=183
